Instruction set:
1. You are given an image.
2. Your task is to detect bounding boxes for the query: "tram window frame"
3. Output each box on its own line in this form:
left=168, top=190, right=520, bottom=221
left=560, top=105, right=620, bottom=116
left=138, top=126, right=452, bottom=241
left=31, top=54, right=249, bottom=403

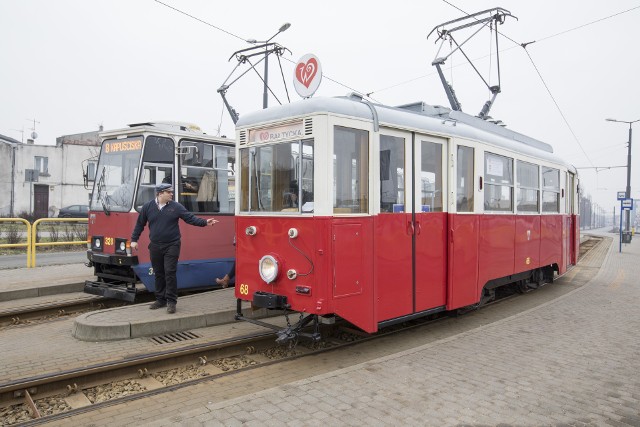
left=334, top=126, right=369, bottom=214
left=178, top=140, right=236, bottom=214
left=421, top=140, right=443, bottom=212
left=239, top=139, right=313, bottom=214
left=379, top=134, right=405, bottom=213
left=542, top=166, right=560, bottom=213
left=483, top=152, right=513, bottom=213
left=516, top=160, right=540, bottom=213
left=134, top=136, right=174, bottom=211
left=456, top=145, right=474, bottom=213
left=92, top=136, right=144, bottom=213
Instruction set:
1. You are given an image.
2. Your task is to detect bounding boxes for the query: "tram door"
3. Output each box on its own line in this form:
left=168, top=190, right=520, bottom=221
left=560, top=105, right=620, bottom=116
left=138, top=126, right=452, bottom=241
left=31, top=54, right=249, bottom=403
left=375, top=131, right=447, bottom=323
left=413, top=135, right=447, bottom=312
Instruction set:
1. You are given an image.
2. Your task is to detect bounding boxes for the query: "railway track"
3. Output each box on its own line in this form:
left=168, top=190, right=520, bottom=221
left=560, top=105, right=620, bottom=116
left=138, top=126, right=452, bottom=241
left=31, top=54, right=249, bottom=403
left=0, top=283, right=531, bottom=426
left=0, top=296, right=148, bottom=329
left=0, top=236, right=605, bottom=425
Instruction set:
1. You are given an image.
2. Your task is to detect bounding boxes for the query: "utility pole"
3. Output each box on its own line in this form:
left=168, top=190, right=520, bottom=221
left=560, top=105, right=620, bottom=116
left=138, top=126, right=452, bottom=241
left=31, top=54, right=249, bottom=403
left=606, top=117, right=639, bottom=238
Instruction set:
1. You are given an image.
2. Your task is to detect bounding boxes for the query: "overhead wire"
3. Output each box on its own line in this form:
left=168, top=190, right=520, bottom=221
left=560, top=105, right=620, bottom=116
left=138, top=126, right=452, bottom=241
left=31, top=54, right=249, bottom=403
left=431, top=1, right=640, bottom=168
left=153, top=0, right=373, bottom=102
left=154, top=0, right=637, bottom=165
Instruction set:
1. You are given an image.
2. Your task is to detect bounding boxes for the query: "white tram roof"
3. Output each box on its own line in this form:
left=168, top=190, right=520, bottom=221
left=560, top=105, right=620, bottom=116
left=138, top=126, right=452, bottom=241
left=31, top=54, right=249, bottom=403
left=237, top=95, right=576, bottom=172
left=98, top=121, right=233, bottom=144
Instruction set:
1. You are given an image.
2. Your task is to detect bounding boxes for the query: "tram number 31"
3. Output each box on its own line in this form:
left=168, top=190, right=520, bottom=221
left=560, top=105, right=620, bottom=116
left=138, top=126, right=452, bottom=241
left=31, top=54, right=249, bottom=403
left=239, top=284, right=249, bottom=295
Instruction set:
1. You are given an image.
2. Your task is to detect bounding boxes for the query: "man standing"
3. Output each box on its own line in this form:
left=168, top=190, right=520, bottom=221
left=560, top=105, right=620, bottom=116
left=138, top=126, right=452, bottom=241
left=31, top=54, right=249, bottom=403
left=131, top=183, right=218, bottom=313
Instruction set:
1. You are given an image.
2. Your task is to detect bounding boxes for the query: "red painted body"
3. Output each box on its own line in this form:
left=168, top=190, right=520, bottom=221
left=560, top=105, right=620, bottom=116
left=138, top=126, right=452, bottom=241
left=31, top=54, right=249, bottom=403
left=88, top=211, right=235, bottom=292
left=237, top=212, right=577, bottom=333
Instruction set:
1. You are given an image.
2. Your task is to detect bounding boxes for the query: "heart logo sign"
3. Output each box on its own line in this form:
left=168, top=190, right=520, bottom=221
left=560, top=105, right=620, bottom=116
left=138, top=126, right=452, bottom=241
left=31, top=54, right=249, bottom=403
left=293, top=54, right=322, bottom=98
left=296, top=58, right=318, bottom=88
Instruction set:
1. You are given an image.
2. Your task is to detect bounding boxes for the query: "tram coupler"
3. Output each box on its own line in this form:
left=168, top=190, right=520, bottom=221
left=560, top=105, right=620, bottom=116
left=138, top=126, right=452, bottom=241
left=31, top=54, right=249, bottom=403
left=275, top=313, right=321, bottom=345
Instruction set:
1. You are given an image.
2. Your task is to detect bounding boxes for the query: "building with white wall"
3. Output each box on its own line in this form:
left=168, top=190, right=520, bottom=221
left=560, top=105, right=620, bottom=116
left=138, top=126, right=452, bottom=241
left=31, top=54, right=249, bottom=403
left=0, top=130, right=101, bottom=218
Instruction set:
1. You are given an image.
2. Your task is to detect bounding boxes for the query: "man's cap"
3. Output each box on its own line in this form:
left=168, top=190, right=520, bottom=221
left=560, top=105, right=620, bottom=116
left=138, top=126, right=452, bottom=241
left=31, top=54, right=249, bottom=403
left=155, top=183, right=173, bottom=193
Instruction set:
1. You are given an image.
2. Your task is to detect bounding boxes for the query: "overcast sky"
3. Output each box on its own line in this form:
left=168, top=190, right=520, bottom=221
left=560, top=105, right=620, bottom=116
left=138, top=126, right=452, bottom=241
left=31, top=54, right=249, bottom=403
left=1, top=0, right=639, bottom=212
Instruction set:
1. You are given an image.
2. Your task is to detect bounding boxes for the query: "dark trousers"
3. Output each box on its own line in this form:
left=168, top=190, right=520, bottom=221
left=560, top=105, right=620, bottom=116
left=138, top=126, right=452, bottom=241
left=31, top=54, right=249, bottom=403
left=149, top=240, right=181, bottom=304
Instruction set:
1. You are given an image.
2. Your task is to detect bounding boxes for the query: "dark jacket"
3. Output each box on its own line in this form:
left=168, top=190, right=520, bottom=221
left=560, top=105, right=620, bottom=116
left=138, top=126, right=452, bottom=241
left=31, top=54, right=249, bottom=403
left=131, top=199, right=206, bottom=244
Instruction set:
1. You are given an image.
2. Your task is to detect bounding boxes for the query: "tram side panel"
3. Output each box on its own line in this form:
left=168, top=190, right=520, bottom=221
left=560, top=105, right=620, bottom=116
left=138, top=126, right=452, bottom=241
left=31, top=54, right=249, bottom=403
left=374, top=213, right=413, bottom=321
left=514, top=215, right=542, bottom=272
left=332, top=217, right=376, bottom=332
left=414, top=211, right=448, bottom=313
left=477, top=215, right=516, bottom=294
left=540, top=215, right=564, bottom=274
left=447, top=214, right=480, bottom=310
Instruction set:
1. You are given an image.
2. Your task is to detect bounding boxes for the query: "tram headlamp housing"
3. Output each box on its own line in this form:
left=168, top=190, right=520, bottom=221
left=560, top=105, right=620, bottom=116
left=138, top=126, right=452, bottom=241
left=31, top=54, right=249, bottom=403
left=115, top=238, right=128, bottom=255
left=259, top=255, right=279, bottom=284
left=91, top=236, right=104, bottom=253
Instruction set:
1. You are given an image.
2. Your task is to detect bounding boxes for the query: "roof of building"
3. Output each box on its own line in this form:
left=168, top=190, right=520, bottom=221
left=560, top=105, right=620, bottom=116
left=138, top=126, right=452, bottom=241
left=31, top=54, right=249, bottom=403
left=0, top=133, right=21, bottom=145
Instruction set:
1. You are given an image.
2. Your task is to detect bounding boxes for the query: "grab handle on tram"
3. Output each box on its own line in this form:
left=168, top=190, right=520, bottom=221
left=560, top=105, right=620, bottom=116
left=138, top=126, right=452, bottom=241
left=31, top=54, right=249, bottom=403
left=407, top=221, right=415, bottom=235
left=415, top=221, right=422, bottom=235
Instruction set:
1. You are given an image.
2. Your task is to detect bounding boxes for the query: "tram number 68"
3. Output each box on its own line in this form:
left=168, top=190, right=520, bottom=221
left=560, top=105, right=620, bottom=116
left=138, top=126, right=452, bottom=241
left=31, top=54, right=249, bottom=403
left=239, top=284, right=249, bottom=295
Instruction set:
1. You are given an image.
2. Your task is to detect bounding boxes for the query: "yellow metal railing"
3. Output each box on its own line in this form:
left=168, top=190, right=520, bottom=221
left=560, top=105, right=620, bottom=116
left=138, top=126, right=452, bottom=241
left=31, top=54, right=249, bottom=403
left=31, top=218, right=88, bottom=268
left=0, top=218, right=32, bottom=267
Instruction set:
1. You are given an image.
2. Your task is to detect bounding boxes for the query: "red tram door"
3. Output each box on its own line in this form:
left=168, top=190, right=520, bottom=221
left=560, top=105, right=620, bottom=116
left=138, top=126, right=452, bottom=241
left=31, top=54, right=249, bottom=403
left=375, top=133, right=447, bottom=324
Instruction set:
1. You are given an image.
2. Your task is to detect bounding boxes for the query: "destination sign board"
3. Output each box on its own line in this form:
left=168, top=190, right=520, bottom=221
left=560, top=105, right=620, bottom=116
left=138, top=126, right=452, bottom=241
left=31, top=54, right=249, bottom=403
left=104, top=138, right=142, bottom=154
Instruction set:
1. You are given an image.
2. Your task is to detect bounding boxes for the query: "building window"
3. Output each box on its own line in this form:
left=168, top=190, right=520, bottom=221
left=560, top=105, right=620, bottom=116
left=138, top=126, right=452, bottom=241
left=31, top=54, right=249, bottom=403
left=35, top=156, right=49, bottom=175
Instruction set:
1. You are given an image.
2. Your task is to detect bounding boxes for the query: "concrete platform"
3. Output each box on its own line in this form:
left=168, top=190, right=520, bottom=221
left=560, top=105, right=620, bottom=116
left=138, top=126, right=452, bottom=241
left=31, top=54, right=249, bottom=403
left=0, top=263, right=93, bottom=302
left=72, top=288, right=269, bottom=341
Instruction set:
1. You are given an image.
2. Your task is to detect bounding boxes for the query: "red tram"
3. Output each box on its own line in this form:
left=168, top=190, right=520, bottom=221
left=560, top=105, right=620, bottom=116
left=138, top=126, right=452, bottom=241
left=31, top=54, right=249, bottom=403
left=84, top=122, right=236, bottom=301
left=233, top=95, right=579, bottom=340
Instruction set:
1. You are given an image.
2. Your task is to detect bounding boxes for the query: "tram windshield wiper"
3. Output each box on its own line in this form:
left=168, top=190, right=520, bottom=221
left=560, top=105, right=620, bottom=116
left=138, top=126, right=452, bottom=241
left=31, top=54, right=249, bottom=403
left=96, top=167, right=111, bottom=216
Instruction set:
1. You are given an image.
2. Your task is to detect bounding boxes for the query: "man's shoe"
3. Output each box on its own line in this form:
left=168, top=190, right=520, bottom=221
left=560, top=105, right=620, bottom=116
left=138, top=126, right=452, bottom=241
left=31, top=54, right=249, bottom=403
left=149, top=301, right=166, bottom=310
left=167, top=303, right=176, bottom=314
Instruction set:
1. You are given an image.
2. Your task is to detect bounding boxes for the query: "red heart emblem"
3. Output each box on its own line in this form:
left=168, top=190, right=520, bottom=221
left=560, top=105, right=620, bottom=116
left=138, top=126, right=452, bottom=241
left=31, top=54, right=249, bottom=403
left=296, top=58, right=318, bottom=88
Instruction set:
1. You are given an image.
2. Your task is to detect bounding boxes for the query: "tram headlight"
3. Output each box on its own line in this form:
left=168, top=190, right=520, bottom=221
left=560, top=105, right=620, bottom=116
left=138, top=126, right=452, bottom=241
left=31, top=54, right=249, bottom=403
left=115, top=238, right=128, bottom=255
left=91, top=236, right=103, bottom=253
left=259, top=255, right=279, bottom=284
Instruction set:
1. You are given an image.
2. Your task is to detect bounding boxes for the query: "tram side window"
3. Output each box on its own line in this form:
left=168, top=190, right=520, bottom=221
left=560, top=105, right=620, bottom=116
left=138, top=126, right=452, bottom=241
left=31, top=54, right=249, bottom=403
left=334, top=126, right=369, bottom=214
left=484, top=152, right=513, bottom=212
left=542, top=167, right=560, bottom=213
left=421, top=141, right=443, bottom=212
left=517, top=161, right=540, bottom=213
left=239, top=140, right=311, bottom=213
left=135, top=136, right=174, bottom=210
left=456, top=145, right=474, bottom=212
left=379, top=135, right=405, bottom=213
left=178, top=142, right=236, bottom=213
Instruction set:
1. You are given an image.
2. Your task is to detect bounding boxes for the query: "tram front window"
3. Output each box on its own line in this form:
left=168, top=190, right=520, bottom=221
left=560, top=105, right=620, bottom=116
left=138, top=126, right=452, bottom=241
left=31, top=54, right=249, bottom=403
left=240, top=140, right=314, bottom=213
left=91, top=137, right=143, bottom=213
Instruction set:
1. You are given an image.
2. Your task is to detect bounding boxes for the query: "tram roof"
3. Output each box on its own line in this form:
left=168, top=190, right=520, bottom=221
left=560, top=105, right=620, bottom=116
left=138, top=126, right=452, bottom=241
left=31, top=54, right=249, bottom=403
left=237, top=95, right=575, bottom=171
left=98, top=121, right=233, bottom=143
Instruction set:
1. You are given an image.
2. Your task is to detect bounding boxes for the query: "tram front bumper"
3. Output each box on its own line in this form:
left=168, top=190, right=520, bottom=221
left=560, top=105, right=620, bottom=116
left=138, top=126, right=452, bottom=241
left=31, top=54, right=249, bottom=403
left=86, top=251, right=138, bottom=266
left=84, top=280, right=137, bottom=302
left=252, top=291, right=289, bottom=310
